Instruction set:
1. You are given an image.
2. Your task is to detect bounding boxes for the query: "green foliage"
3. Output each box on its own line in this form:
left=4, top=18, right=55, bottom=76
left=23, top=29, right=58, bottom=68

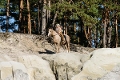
left=0, top=0, right=7, bottom=7
left=1, top=0, right=120, bottom=47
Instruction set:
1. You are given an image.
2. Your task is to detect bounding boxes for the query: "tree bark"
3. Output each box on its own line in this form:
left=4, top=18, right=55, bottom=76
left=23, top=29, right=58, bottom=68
left=115, top=15, right=118, bottom=47
left=19, top=0, right=24, bottom=32
left=27, top=0, right=31, bottom=34
left=103, top=8, right=109, bottom=48
left=41, top=0, right=47, bottom=35
left=52, top=11, right=58, bottom=27
left=84, top=26, right=92, bottom=47
left=107, top=26, right=112, bottom=48
left=47, top=0, right=51, bottom=25
left=6, top=0, right=10, bottom=32
left=103, top=19, right=107, bottom=48
left=38, top=0, right=41, bottom=34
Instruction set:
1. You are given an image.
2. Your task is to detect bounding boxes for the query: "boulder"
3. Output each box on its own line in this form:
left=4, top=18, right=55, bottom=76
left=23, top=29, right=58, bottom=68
left=10, top=61, right=28, bottom=80
left=0, top=55, right=12, bottom=62
left=18, top=55, right=55, bottom=80
left=41, top=52, right=90, bottom=80
left=99, top=64, right=120, bottom=80
left=0, top=61, right=28, bottom=80
left=72, top=48, right=120, bottom=80
left=0, top=62, right=13, bottom=80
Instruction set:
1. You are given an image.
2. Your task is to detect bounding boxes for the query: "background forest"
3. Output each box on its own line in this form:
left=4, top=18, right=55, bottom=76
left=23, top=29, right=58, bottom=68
left=0, top=0, right=120, bottom=48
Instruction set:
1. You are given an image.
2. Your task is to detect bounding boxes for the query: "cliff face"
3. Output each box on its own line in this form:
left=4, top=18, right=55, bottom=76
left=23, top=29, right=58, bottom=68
left=0, top=33, right=120, bottom=80
left=0, top=33, right=91, bottom=80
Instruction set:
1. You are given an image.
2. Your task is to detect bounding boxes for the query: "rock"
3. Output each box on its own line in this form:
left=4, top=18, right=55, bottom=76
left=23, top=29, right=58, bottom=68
left=18, top=55, right=55, bottom=80
left=41, top=52, right=90, bottom=80
left=0, top=55, right=12, bottom=62
left=72, top=48, right=120, bottom=80
left=0, top=62, right=13, bottom=80
left=9, top=61, right=28, bottom=80
left=0, top=61, right=28, bottom=80
left=99, top=64, right=120, bottom=80
left=14, top=69, right=28, bottom=80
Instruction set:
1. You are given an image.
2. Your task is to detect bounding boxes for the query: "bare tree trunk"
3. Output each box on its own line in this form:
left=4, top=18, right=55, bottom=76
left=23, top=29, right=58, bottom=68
left=52, top=11, right=58, bottom=27
left=6, top=0, right=10, bottom=32
left=46, top=0, right=51, bottom=25
left=33, top=19, right=36, bottom=32
left=115, top=16, right=118, bottom=47
left=19, top=0, right=24, bottom=32
left=65, top=22, right=67, bottom=34
left=41, top=0, right=47, bottom=35
left=103, top=19, right=107, bottom=48
left=63, top=21, right=67, bottom=34
left=38, top=0, right=41, bottom=34
left=27, top=0, right=31, bottom=34
left=103, top=8, right=109, bottom=48
left=48, top=0, right=51, bottom=23
left=107, top=26, right=112, bottom=48
left=84, top=26, right=92, bottom=47
left=73, top=23, right=76, bottom=32
left=23, top=16, right=26, bottom=33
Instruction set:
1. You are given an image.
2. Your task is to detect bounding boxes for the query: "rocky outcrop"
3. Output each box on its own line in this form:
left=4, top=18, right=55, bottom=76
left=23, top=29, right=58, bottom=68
left=1, top=33, right=120, bottom=80
left=99, top=64, right=120, bottom=80
left=0, top=53, right=90, bottom=80
left=0, top=61, right=28, bottom=80
left=0, top=55, right=56, bottom=80
left=40, top=52, right=90, bottom=80
left=72, top=48, right=120, bottom=80
left=18, top=55, right=56, bottom=80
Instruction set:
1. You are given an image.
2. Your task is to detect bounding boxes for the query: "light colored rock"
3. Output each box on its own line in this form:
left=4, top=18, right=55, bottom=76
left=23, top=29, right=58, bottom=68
left=27, top=67, right=40, bottom=80
left=9, top=61, right=27, bottom=73
left=0, top=62, right=13, bottom=80
left=41, top=52, right=90, bottom=80
left=0, top=55, right=12, bottom=62
left=0, top=61, right=28, bottom=80
left=14, top=69, right=28, bottom=80
left=9, top=61, right=28, bottom=80
left=99, top=64, right=120, bottom=80
left=0, top=32, right=105, bottom=80
left=18, top=55, right=55, bottom=80
left=72, top=48, right=120, bottom=80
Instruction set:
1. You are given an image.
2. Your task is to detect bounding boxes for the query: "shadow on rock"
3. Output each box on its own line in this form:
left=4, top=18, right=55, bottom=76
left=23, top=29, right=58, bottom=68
left=38, top=49, right=55, bottom=54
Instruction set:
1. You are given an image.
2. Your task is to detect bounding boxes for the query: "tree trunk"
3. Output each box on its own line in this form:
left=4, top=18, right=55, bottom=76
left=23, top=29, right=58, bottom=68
left=52, top=11, right=58, bottom=27
left=48, top=0, right=51, bottom=23
left=41, top=0, right=47, bottom=35
left=33, top=19, right=36, bottom=33
left=103, top=8, right=109, bottom=48
left=23, top=16, right=26, bottom=33
left=27, top=0, right=31, bottom=34
left=107, top=26, right=112, bottom=48
left=84, top=26, right=92, bottom=47
left=63, top=21, right=67, bottom=34
left=6, top=0, right=10, bottom=32
left=115, top=15, right=118, bottom=47
left=106, top=18, right=112, bottom=48
left=47, top=0, right=51, bottom=25
left=103, top=19, right=107, bottom=48
left=19, top=0, right=24, bottom=32
left=38, top=1, right=41, bottom=34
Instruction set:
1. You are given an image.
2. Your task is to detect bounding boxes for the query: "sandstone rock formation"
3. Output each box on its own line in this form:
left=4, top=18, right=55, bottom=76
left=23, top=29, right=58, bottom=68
left=99, top=64, right=120, bottom=80
left=40, top=52, right=90, bottom=80
left=72, top=48, right=120, bottom=80
left=0, top=61, right=28, bottom=80
left=0, top=33, right=120, bottom=80
left=18, top=55, right=56, bottom=80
